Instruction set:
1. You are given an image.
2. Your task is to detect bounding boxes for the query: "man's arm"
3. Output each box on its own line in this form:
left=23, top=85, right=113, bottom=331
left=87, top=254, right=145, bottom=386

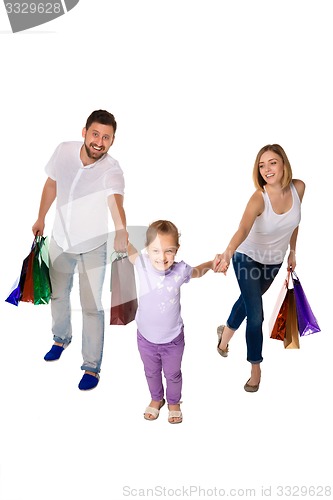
left=108, top=193, right=128, bottom=252
left=32, top=177, right=57, bottom=236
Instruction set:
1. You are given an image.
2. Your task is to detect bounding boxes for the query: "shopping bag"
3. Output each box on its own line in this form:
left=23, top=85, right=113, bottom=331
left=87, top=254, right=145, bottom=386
left=5, top=276, right=21, bottom=306
left=270, top=290, right=289, bottom=341
left=269, top=273, right=289, bottom=340
left=6, top=240, right=35, bottom=305
left=283, top=289, right=300, bottom=349
left=33, top=236, right=52, bottom=304
left=291, top=270, right=320, bottom=336
left=5, top=236, right=51, bottom=306
left=5, top=256, right=29, bottom=306
left=20, top=250, right=35, bottom=303
left=5, top=252, right=31, bottom=306
left=110, top=253, right=138, bottom=325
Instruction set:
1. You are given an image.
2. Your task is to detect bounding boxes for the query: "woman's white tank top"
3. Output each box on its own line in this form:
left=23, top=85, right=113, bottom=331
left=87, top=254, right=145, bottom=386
left=236, top=182, right=301, bottom=264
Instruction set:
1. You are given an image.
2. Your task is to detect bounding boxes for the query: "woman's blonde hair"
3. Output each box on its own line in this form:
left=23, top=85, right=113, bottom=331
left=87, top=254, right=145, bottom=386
left=145, top=220, right=180, bottom=248
left=253, top=144, right=293, bottom=191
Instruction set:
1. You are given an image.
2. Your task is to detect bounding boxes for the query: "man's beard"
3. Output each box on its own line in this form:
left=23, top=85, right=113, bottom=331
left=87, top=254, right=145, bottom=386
left=84, top=141, right=105, bottom=160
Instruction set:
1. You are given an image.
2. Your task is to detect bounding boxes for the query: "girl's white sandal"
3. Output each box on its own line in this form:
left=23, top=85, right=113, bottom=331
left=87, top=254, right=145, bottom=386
left=168, top=410, right=183, bottom=424
left=143, top=399, right=165, bottom=420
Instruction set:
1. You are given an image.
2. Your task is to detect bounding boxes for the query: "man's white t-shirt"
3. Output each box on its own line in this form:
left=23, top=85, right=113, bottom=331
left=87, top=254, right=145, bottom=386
left=45, top=141, right=125, bottom=253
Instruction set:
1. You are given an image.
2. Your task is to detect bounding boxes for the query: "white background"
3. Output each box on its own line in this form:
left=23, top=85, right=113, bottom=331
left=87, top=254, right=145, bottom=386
left=0, top=1, right=332, bottom=499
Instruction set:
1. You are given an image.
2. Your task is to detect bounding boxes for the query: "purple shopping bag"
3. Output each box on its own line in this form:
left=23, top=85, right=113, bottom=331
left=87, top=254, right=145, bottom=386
left=291, top=271, right=320, bottom=336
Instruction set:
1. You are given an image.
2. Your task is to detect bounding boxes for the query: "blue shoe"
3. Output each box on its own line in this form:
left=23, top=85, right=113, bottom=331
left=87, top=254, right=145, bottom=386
left=78, top=373, right=100, bottom=391
left=44, top=344, right=64, bottom=361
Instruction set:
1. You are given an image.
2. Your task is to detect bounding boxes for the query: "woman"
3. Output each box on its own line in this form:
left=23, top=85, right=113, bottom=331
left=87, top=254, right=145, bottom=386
left=214, top=144, right=305, bottom=392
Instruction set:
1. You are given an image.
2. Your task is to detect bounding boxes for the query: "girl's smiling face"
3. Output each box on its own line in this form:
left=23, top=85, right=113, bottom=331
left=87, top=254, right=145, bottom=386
left=147, top=233, right=179, bottom=271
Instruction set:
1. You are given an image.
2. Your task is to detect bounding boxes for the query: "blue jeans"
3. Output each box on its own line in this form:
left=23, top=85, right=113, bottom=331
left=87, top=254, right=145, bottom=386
left=49, top=238, right=107, bottom=373
left=227, top=252, right=282, bottom=364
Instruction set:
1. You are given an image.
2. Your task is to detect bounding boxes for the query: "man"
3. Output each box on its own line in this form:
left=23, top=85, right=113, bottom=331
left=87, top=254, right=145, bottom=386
left=32, top=110, right=128, bottom=390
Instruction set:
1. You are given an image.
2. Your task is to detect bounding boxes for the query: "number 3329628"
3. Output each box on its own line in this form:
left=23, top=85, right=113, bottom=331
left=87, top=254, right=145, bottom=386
left=5, top=3, right=62, bottom=14
left=276, top=485, right=332, bottom=496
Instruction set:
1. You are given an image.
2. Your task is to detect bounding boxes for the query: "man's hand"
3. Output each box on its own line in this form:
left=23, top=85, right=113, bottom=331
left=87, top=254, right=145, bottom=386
left=114, top=229, right=129, bottom=253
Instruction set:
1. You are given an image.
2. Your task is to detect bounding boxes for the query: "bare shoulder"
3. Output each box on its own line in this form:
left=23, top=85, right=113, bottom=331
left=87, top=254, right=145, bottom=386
left=292, top=179, right=306, bottom=201
left=247, top=189, right=265, bottom=214
left=238, top=189, right=264, bottom=229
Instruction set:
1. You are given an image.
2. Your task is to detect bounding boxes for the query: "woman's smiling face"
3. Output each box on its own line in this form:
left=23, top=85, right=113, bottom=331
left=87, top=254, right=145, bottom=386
left=258, top=150, right=284, bottom=186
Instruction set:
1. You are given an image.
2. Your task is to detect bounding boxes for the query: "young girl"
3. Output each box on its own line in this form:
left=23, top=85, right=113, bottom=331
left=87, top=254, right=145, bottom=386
left=128, top=220, right=214, bottom=424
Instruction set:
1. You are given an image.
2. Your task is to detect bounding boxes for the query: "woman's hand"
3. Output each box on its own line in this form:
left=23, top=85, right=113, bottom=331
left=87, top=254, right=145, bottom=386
left=287, top=252, right=296, bottom=271
left=213, top=253, right=230, bottom=275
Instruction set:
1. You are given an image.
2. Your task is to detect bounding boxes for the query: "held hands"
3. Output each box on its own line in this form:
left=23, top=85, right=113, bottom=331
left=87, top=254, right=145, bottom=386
left=213, top=253, right=231, bottom=275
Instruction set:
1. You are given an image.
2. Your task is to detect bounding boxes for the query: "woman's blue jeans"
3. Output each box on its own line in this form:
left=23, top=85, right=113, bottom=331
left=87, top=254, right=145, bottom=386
left=227, top=252, right=282, bottom=364
left=49, top=238, right=107, bottom=373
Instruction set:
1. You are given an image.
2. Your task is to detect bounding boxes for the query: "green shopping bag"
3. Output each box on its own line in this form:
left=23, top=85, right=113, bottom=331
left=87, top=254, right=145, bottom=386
left=32, top=236, right=52, bottom=305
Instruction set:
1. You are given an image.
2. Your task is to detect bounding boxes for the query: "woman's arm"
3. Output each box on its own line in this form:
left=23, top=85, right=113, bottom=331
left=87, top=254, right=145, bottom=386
left=287, top=179, right=306, bottom=270
left=214, top=190, right=264, bottom=274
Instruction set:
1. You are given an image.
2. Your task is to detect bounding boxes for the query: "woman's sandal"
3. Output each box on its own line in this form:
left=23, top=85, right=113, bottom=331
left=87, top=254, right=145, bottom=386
left=143, top=398, right=165, bottom=420
left=217, top=325, right=229, bottom=357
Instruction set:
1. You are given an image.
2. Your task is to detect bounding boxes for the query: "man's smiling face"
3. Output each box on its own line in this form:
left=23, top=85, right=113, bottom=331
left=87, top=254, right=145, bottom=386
left=82, top=122, right=115, bottom=163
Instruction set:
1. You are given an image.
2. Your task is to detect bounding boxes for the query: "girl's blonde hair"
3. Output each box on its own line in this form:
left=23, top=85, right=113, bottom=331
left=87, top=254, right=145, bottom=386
left=145, top=220, right=180, bottom=248
left=253, top=144, right=293, bottom=191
